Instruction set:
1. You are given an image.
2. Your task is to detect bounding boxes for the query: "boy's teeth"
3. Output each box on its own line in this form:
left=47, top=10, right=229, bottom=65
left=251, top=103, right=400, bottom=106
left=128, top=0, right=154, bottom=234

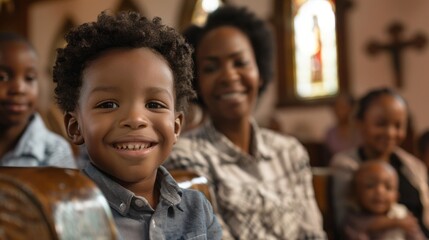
left=115, top=143, right=149, bottom=150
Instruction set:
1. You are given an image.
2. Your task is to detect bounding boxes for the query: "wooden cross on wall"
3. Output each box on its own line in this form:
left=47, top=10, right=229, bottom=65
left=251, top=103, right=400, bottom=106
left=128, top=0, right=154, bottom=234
left=366, top=22, right=426, bottom=88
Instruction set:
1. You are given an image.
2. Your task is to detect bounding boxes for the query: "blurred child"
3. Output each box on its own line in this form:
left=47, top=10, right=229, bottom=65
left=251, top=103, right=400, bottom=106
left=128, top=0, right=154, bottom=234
left=53, top=11, right=221, bottom=239
left=418, top=130, right=429, bottom=171
left=343, top=160, right=425, bottom=240
left=0, top=32, right=76, bottom=168
left=325, top=93, right=359, bottom=157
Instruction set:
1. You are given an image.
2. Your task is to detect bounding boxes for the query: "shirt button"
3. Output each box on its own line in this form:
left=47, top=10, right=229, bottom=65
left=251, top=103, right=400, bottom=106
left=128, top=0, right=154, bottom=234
left=134, top=198, right=145, bottom=208
left=119, top=203, right=126, bottom=211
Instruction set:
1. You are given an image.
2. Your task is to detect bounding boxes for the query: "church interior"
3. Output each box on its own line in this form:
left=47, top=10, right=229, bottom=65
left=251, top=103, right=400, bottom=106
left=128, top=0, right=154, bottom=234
left=2, top=0, right=429, bottom=149
left=1, top=0, right=429, bottom=238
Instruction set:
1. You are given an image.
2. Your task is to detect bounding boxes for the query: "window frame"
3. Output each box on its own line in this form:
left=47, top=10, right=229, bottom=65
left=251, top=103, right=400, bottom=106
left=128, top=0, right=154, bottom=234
left=273, top=0, right=350, bottom=107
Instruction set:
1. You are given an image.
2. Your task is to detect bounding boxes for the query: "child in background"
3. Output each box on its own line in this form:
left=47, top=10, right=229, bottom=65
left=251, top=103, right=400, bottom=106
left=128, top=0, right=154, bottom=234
left=324, top=93, right=359, bottom=158
left=0, top=32, right=76, bottom=168
left=343, top=160, right=425, bottom=240
left=330, top=88, right=429, bottom=237
left=53, top=11, right=221, bottom=239
left=418, top=130, right=429, bottom=171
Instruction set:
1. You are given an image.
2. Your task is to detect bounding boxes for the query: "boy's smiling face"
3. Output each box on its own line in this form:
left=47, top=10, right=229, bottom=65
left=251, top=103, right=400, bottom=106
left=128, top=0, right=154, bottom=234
left=67, top=47, right=183, bottom=185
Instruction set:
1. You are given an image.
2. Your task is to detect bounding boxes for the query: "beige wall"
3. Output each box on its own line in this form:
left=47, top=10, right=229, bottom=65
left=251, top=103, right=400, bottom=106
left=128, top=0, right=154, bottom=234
left=28, top=0, right=429, bottom=142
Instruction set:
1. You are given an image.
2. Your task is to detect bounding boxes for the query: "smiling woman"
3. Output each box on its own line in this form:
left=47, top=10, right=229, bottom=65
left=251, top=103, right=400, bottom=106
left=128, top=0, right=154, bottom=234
left=164, top=5, right=327, bottom=240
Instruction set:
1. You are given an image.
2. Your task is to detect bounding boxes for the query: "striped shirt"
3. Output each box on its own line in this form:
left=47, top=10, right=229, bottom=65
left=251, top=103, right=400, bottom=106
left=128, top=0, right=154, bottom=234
left=164, top=119, right=326, bottom=239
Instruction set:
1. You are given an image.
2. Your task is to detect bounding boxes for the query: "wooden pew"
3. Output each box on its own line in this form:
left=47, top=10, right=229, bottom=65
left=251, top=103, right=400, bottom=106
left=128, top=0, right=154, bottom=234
left=0, top=167, right=119, bottom=240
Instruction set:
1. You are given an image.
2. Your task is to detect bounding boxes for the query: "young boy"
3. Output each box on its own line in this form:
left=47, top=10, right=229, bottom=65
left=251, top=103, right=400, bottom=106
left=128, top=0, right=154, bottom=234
left=0, top=32, right=76, bottom=168
left=52, top=11, right=222, bottom=239
left=343, top=160, right=425, bottom=239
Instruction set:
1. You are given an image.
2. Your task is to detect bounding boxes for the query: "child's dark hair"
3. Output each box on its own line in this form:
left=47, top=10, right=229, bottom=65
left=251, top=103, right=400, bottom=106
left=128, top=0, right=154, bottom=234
left=355, top=87, right=407, bottom=120
left=183, top=5, right=275, bottom=105
left=53, top=11, right=195, bottom=113
left=0, top=32, right=35, bottom=50
left=418, top=130, right=429, bottom=157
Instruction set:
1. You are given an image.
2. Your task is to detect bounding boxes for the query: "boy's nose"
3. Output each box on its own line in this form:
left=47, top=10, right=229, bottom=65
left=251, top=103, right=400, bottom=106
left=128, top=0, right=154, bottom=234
left=120, top=107, right=148, bottom=129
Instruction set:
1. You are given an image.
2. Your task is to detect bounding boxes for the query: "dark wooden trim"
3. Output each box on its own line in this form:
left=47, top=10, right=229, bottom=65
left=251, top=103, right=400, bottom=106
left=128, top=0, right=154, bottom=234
left=178, top=0, right=198, bottom=32
left=0, top=0, right=30, bottom=37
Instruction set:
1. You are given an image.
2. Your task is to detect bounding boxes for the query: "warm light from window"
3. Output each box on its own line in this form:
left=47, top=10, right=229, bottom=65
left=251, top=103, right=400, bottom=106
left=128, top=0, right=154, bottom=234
left=202, top=0, right=221, bottom=12
left=191, top=0, right=222, bottom=26
left=293, top=0, right=338, bottom=99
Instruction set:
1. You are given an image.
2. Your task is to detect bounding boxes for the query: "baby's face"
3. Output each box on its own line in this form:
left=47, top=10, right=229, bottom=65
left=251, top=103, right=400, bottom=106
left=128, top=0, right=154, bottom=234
left=0, top=41, right=38, bottom=128
left=68, top=47, right=182, bottom=184
left=354, top=162, right=398, bottom=215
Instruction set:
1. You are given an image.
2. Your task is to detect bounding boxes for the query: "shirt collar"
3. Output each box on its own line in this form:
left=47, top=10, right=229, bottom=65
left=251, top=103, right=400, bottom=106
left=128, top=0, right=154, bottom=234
left=202, top=118, right=272, bottom=164
left=83, top=164, right=183, bottom=216
left=11, top=113, right=47, bottom=162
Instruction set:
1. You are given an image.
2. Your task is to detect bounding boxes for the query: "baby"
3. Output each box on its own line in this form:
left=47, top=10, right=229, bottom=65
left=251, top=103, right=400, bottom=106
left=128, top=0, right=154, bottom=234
left=343, top=160, right=425, bottom=239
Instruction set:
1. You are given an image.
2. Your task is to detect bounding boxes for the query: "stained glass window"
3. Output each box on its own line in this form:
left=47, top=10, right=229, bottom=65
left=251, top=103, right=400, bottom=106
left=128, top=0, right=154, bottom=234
left=275, top=0, right=348, bottom=106
left=293, top=0, right=338, bottom=99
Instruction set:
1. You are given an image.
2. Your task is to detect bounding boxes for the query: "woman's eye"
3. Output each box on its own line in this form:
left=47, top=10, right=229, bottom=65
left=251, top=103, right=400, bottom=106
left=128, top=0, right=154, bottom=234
left=201, top=64, right=218, bottom=74
left=235, top=59, right=248, bottom=67
left=97, top=102, right=118, bottom=109
left=146, top=102, right=165, bottom=109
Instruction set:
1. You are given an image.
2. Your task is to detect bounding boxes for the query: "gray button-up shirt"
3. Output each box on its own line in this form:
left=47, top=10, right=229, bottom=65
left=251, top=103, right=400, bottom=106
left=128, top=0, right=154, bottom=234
left=83, top=164, right=222, bottom=240
left=1, top=113, right=76, bottom=168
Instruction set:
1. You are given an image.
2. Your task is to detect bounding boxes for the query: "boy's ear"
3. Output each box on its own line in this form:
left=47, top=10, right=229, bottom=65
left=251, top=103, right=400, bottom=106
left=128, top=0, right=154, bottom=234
left=174, top=112, right=184, bottom=143
left=64, top=112, right=84, bottom=145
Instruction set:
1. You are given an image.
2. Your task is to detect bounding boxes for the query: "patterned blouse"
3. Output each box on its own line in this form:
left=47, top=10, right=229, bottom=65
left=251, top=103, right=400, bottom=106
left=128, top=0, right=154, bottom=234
left=164, top=119, right=326, bottom=240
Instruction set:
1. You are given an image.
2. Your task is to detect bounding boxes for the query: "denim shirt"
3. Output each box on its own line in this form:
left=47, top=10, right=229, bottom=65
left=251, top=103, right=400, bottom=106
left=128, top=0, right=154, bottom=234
left=83, top=164, right=222, bottom=240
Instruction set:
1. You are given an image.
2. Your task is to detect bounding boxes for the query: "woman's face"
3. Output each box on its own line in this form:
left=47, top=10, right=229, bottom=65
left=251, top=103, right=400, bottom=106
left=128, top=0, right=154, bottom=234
left=196, top=26, right=260, bottom=122
left=358, top=95, right=407, bottom=158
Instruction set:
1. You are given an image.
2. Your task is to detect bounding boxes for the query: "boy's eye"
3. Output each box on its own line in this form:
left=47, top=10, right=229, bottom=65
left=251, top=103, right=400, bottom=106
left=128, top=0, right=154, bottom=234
left=97, top=102, right=119, bottom=109
left=146, top=102, right=165, bottom=109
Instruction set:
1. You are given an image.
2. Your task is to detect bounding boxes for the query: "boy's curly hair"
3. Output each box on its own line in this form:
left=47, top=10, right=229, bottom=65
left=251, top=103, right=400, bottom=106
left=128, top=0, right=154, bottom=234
left=183, top=5, right=275, bottom=105
left=53, top=11, right=195, bottom=113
